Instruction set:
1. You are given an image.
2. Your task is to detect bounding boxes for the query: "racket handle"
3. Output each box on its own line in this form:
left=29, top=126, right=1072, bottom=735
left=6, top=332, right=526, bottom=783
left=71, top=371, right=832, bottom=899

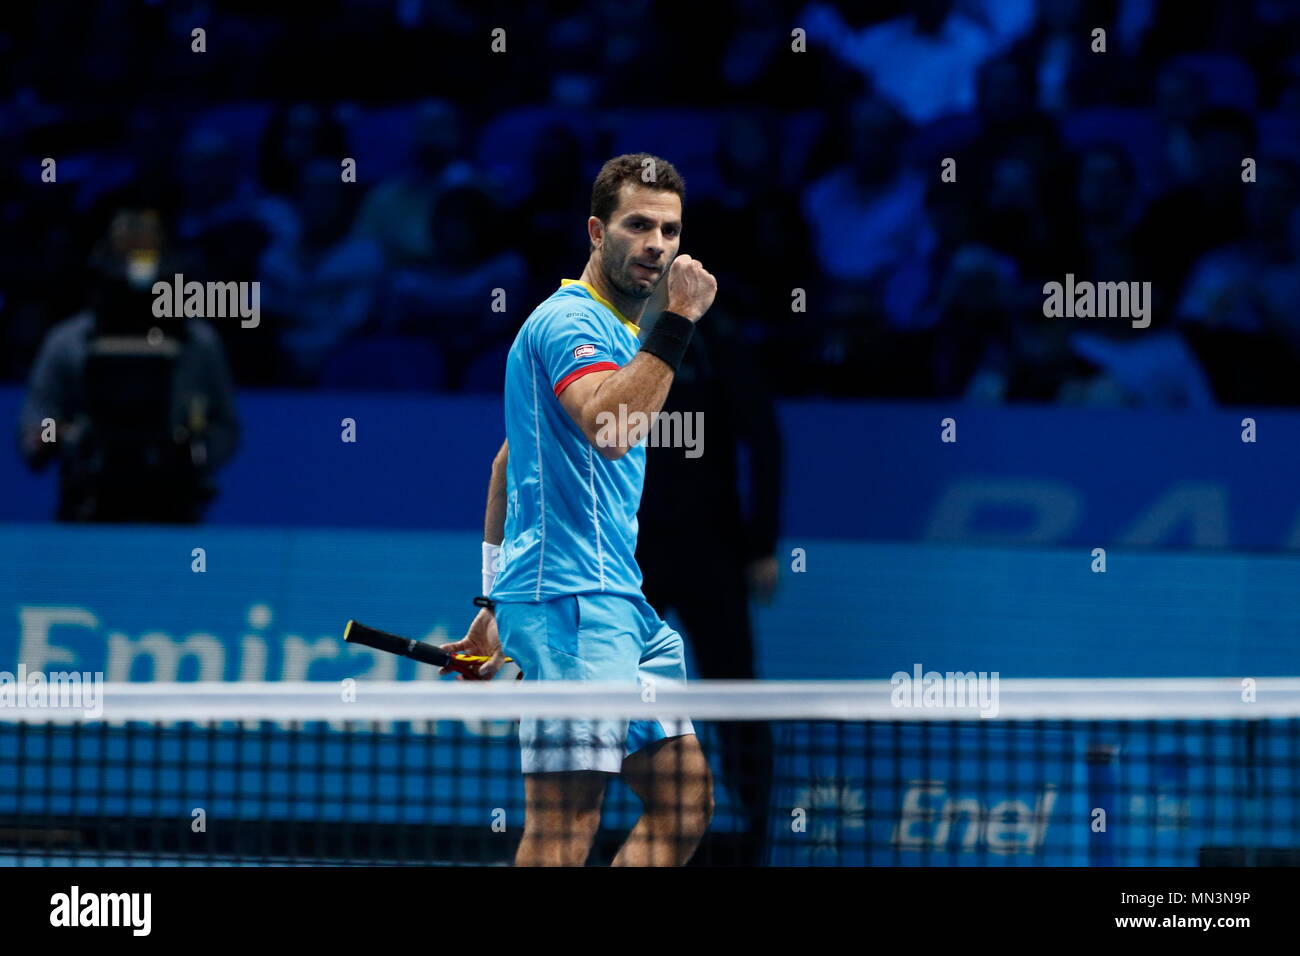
left=345, top=620, right=450, bottom=668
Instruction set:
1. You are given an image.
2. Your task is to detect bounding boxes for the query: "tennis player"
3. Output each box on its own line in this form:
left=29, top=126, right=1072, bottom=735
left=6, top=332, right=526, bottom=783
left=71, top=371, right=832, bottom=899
left=441, top=153, right=717, bottom=866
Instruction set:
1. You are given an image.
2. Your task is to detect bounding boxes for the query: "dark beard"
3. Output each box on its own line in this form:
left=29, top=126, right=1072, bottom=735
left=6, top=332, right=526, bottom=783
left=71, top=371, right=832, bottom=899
left=601, top=244, right=655, bottom=300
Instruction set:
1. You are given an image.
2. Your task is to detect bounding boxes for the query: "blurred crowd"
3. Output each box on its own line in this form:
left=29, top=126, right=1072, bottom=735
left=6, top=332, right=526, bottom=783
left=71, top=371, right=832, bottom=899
left=4, top=0, right=1300, bottom=405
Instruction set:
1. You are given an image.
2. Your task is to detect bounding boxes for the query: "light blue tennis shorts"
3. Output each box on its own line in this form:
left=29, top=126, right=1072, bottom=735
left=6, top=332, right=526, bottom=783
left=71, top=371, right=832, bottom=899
left=494, top=593, right=695, bottom=774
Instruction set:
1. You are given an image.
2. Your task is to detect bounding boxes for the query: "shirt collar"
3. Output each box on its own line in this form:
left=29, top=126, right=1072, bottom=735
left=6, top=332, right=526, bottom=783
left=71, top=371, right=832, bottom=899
left=560, top=279, right=641, bottom=338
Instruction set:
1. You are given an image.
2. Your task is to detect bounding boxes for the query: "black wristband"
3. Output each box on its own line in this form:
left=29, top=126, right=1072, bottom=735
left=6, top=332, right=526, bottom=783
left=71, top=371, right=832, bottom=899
left=639, top=311, right=695, bottom=372
left=473, top=595, right=495, bottom=611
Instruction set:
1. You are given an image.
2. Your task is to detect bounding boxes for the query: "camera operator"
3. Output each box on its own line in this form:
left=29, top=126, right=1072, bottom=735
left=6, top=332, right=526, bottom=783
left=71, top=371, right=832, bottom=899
left=17, top=209, right=240, bottom=523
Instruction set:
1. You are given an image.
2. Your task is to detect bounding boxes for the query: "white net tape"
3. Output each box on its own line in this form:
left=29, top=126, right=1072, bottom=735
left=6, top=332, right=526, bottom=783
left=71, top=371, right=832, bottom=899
left=3, top=678, right=1300, bottom=723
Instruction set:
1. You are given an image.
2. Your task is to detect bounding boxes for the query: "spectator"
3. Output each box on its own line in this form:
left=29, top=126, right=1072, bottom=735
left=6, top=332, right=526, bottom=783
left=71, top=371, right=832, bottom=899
left=258, top=159, right=384, bottom=383
left=1004, top=0, right=1139, bottom=112
left=174, top=127, right=295, bottom=257
left=803, top=98, right=928, bottom=320
left=1177, top=160, right=1300, bottom=403
left=690, top=112, right=815, bottom=373
left=1075, top=143, right=1145, bottom=281
left=1256, top=204, right=1300, bottom=357
left=801, top=97, right=932, bottom=393
left=1062, top=318, right=1216, bottom=410
left=1179, top=159, right=1300, bottom=333
left=799, top=0, right=1033, bottom=123
left=512, top=122, right=592, bottom=309
left=1133, top=106, right=1257, bottom=314
left=257, top=103, right=349, bottom=200
left=381, top=184, right=526, bottom=388
left=354, top=99, right=474, bottom=266
left=964, top=56, right=1079, bottom=281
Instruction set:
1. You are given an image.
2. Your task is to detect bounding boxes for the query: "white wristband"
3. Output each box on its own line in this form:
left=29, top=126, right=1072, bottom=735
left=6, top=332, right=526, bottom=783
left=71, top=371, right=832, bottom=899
left=482, top=541, right=503, bottom=596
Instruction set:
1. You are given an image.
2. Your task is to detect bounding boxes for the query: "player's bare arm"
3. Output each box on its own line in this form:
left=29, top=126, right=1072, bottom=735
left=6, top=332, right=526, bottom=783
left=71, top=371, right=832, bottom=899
left=440, top=438, right=508, bottom=678
left=484, top=438, right=508, bottom=545
left=560, top=255, right=717, bottom=459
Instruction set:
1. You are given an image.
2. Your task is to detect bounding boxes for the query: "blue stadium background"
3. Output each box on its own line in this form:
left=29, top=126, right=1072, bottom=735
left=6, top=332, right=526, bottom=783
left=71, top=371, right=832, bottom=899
left=3, top=0, right=1299, bottom=865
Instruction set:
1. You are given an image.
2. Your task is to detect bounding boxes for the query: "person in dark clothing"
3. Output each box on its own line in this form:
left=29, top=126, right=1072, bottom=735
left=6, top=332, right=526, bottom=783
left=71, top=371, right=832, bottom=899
left=1133, top=107, right=1256, bottom=316
left=635, top=306, right=781, bottom=865
left=17, top=210, right=240, bottom=523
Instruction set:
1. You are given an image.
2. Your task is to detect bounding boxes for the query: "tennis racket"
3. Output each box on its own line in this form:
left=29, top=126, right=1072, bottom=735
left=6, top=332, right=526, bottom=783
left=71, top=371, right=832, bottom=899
left=344, top=619, right=513, bottom=679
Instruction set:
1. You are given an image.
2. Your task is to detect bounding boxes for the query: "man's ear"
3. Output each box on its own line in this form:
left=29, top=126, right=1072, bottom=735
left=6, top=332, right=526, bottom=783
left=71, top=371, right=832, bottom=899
left=587, top=215, right=604, bottom=248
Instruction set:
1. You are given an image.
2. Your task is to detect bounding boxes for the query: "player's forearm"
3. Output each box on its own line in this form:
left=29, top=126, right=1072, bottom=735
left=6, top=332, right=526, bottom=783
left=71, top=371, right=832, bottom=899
left=589, top=352, right=675, bottom=420
left=581, top=353, right=675, bottom=457
left=563, top=258, right=715, bottom=460
left=484, top=439, right=508, bottom=544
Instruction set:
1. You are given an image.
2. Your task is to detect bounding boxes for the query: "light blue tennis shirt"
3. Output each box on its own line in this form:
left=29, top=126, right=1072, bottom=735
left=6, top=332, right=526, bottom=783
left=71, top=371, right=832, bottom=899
left=491, top=280, right=648, bottom=603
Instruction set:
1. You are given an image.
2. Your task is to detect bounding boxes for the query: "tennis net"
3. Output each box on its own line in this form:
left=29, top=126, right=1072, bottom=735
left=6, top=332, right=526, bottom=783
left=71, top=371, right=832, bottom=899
left=2, top=679, right=1298, bottom=866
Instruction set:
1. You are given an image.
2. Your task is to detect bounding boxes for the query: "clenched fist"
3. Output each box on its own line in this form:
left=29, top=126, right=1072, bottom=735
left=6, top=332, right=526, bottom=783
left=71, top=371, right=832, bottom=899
left=664, top=254, right=717, bottom=322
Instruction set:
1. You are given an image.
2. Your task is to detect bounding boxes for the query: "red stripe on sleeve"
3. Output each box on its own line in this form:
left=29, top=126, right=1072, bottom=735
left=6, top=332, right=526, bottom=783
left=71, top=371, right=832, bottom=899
left=554, top=361, right=618, bottom=397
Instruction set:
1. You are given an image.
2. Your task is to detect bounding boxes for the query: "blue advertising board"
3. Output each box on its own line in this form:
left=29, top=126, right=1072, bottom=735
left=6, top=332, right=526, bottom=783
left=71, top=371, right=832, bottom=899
left=5, top=386, right=1300, bottom=551
left=2, top=524, right=1296, bottom=863
left=766, top=719, right=1289, bottom=866
left=3, top=526, right=1298, bottom=683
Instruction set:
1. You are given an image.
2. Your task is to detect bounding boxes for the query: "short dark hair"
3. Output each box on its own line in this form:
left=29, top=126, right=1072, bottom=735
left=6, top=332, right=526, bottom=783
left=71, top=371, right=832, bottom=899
left=590, top=153, right=685, bottom=224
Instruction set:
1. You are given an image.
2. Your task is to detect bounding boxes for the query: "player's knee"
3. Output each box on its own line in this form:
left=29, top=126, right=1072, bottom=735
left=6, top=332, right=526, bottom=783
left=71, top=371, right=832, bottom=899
left=680, top=744, right=714, bottom=807
left=572, top=806, right=603, bottom=840
left=520, top=808, right=601, bottom=866
left=689, top=781, right=715, bottom=834
left=661, top=789, right=712, bottom=864
left=527, top=804, right=601, bottom=837
left=673, top=761, right=714, bottom=837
